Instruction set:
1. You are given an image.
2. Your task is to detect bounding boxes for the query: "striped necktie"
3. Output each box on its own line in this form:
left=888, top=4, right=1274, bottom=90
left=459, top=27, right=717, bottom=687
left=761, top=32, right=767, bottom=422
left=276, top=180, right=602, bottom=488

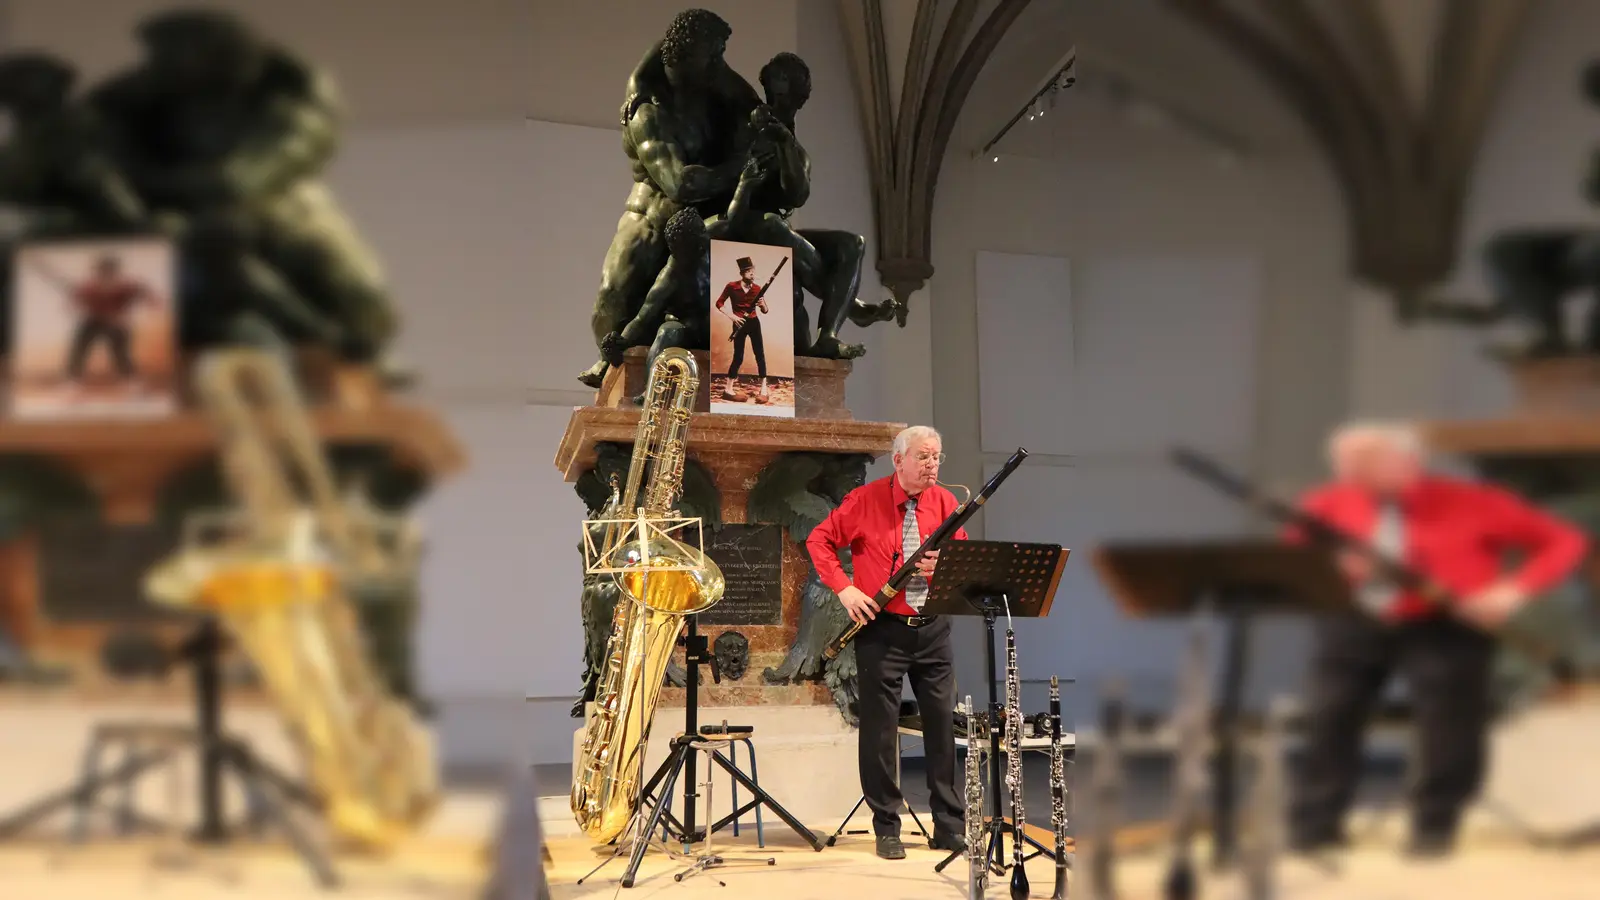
left=1357, top=500, right=1404, bottom=617
left=902, top=497, right=928, bottom=612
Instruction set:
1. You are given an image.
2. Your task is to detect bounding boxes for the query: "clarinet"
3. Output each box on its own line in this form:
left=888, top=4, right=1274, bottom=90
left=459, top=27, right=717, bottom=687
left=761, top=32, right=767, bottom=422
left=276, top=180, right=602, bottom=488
left=1085, top=682, right=1124, bottom=900
left=966, top=695, right=988, bottom=900
left=1163, top=621, right=1212, bottom=900
left=1243, top=697, right=1291, bottom=900
left=1049, top=676, right=1068, bottom=899
left=1005, top=628, right=1030, bottom=899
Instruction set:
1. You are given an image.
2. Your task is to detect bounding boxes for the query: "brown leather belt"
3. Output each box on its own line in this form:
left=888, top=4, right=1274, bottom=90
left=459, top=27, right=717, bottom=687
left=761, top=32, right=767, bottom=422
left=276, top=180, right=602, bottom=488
left=884, top=613, right=937, bottom=627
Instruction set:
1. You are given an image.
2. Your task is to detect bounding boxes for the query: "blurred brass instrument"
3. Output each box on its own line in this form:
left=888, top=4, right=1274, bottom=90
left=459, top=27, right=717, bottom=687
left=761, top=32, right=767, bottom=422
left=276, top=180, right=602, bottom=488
left=144, top=349, right=437, bottom=851
left=572, top=347, right=725, bottom=844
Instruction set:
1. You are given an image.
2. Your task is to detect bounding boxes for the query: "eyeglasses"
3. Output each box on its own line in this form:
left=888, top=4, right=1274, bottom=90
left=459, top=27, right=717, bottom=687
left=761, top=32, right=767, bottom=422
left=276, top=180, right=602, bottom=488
left=911, top=452, right=946, bottom=465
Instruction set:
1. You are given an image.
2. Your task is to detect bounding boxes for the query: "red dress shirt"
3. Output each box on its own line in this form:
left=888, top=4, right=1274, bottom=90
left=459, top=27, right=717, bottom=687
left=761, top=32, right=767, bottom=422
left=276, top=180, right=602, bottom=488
left=806, top=474, right=968, bottom=616
left=1285, top=474, right=1588, bottom=622
left=715, top=279, right=764, bottom=317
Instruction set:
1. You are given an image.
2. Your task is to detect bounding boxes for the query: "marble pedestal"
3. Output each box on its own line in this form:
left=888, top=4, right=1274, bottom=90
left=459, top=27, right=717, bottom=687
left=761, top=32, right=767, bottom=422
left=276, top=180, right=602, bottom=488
left=555, top=348, right=905, bottom=841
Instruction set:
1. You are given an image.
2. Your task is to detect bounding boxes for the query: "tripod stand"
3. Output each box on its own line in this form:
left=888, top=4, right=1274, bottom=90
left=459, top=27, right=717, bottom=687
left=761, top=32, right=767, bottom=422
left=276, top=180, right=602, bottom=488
left=920, top=539, right=1069, bottom=880
left=577, top=615, right=822, bottom=889
left=0, top=616, right=339, bottom=888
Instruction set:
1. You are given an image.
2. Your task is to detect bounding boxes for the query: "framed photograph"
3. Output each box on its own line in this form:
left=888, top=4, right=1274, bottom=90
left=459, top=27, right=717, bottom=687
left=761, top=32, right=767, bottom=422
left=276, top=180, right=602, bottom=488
left=707, top=239, right=795, bottom=418
left=9, top=237, right=178, bottom=419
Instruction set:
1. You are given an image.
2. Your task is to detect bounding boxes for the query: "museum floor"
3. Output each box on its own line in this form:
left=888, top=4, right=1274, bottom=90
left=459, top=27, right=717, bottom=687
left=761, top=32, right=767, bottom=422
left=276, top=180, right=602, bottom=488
left=1, top=698, right=1599, bottom=898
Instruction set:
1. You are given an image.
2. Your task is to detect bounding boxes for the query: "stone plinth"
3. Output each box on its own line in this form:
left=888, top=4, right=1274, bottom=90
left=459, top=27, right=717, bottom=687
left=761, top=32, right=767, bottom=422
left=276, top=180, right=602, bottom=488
left=557, top=405, right=901, bottom=708
left=1502, top=356, right=1600, bottom=414
left=595, top=347, right=852, bottom=419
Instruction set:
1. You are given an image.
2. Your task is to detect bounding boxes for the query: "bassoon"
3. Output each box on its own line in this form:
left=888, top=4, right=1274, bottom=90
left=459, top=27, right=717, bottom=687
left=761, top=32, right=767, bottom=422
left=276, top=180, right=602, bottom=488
left=823, top=447, right=1030, bottom=659
left=1168, top=445, right=1578, bottom=684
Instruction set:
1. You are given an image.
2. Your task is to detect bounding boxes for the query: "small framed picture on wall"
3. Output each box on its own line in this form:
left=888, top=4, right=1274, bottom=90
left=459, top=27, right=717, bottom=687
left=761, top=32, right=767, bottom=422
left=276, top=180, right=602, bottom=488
left=708, top=238, right=796, bottom=418
left=8, top=236, right=179, bottom=420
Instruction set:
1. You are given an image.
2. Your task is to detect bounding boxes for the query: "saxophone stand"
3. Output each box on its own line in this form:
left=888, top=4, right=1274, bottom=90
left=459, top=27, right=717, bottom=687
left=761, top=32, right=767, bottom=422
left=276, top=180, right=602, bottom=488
left=920, top=540, right=1070, bottom=879
left=0, top=616, right=338, bottom=888
left=577, top=615, right=819, bottom=889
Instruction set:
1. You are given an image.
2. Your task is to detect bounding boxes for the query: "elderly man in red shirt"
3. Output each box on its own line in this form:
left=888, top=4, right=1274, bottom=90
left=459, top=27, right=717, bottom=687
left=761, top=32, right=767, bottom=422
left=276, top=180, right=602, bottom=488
left=1286, top=422, right=1588, bottom=858
left=806, top=425, right=967, bottom=860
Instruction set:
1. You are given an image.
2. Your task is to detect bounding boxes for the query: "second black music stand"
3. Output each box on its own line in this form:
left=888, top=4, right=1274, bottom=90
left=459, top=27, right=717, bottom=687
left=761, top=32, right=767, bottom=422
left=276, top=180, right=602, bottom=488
left=1092, top=540, right=1350, bottom=868
left=921, top=539, right=1069, bottom=880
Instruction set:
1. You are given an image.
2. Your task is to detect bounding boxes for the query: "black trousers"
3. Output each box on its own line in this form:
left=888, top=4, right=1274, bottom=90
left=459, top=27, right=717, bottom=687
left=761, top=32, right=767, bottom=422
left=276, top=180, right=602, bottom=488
left=1292, top=613, right=1495, bottom=840
left=855, top=615, right=963, bottom=838
left=729, top=317, right=766, bottom=378
left=67, top=319, right=135, bottom=378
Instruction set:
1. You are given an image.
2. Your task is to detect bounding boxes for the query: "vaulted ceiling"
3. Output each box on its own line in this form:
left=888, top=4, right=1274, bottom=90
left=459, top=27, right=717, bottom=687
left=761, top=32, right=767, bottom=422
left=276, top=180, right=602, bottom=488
left=1164, top=0, right=1539, bottom=310
left=837, top=0, right=1550, bottom=317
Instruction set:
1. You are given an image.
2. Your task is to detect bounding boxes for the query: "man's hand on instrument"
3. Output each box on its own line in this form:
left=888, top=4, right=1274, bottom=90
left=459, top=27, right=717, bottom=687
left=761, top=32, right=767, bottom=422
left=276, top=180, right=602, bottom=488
left=838, top=585, right=879, bottom=626
left=914, top=550, right=939, bottom=579
left=1335, top=550, right=1373, bottom=584
left=1460, top=579, right=1528, bottom=630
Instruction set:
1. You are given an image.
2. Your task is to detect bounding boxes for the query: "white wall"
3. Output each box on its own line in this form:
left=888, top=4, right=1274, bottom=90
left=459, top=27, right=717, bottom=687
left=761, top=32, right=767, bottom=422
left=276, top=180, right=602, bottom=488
left=929, top=0, right=1352, bottom=724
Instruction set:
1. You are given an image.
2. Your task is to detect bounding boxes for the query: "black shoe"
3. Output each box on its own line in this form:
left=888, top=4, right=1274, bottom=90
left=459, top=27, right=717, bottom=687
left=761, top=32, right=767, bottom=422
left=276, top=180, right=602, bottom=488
left=929, top=832, right=966, bottom=853
left=1404, top=831, right=1455, bottom=860
left=875, top=834, right=906, bottom=860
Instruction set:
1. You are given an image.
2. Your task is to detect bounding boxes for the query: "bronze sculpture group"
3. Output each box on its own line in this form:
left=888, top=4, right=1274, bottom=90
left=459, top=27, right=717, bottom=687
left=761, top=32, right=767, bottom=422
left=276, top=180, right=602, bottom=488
left=580, top=8, right=902, bottom=389
left=0, top=9, right=399, bottom=374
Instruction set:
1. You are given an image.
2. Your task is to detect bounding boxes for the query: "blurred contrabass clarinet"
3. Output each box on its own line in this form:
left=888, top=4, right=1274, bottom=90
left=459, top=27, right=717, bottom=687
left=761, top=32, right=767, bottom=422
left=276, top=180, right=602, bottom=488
left=570, top=347, right=726, bottom=844
left=1168, top=445, right=1577, bottom=683
left=1242, top=697, right=1291, bottom=900
left=1163, top=621, right=1211, bottom=900
left=965, top=694, right=988, bottom=900
left=1049, top=676, right=1068, bottom=900
left=1082, top=682, right=1125, bottom=900
left=144, top=349, right=437, bottom=850
left=824, top=447, right=1030, bottom=659
left=1006, top=628, right=1030, bottom=899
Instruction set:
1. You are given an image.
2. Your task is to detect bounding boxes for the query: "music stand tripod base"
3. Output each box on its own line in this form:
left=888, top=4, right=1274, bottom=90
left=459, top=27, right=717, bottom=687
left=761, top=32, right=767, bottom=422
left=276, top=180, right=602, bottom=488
left=916, top=539, right=1070, bottom=878
left=577, top=615, right=822, bottom=890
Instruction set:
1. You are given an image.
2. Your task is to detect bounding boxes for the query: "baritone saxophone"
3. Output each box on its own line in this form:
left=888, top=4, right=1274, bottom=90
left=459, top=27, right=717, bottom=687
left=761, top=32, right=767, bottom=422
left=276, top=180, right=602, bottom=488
left=572, top=347, right=725, bottom=844
left=144, top=349, right=438, bottom=851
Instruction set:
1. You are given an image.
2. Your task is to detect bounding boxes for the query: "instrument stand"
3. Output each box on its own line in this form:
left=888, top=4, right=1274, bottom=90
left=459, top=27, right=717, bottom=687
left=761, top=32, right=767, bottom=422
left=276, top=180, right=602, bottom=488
left=577, top=615, right=820, bottom=890
left=913, top=539, right=1071, bottom=880
left=0, top=617, right=338, bottom=888
left=1093, top=541, right=1351, bottom=870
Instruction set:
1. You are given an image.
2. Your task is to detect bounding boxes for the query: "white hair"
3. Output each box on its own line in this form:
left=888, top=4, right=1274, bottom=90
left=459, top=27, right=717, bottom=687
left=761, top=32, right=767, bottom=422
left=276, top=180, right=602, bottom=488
left=893, top=425, right=942, bottom=457
left=1326, top=420, right=1425, bottom=463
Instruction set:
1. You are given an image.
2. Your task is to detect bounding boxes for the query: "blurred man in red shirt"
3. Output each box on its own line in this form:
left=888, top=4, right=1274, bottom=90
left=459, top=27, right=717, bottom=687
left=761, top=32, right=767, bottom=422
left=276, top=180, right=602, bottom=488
left=806, top=425, right=966, bottom=860
left=1286, top=422, right=1587, bottom=858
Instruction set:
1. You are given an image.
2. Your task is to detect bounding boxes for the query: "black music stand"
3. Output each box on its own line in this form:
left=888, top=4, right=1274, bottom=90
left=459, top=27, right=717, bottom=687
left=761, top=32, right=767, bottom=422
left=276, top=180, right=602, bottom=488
left=921, top=539, right=1069, bottom=880
left=1092, top=541, right=1349, bottom=869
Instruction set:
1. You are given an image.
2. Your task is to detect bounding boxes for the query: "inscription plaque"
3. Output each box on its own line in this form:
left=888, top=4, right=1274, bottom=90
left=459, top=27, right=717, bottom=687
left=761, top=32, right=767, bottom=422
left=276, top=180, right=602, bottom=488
left=37, top=516, right=185, bottom=623
left=699, top=523, right=783, bottom=626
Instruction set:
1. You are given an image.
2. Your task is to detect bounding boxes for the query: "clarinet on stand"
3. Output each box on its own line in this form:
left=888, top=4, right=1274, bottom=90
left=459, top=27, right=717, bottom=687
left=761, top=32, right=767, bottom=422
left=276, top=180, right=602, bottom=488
left=1005, top=628, right=1030, bottom=899
left=1242, top=697, right=1291, bottom=900
left=1084, top=682, right=1125, bottom=900
left=965, top=695, right=988, bottom=900
left=1048, top=676, right=1068, bottom=899
left=1163, top=620, right=1212, bottom=900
